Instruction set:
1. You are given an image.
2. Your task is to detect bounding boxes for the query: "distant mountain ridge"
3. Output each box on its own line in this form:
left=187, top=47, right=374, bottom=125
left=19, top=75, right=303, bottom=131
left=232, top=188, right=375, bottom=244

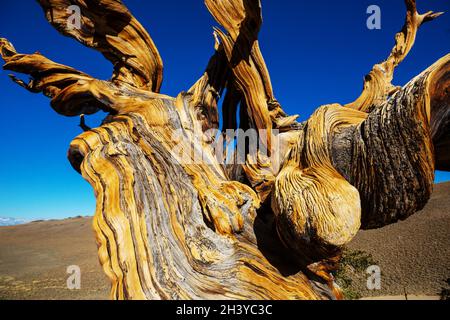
left=0, top=217, right=28, bottom=227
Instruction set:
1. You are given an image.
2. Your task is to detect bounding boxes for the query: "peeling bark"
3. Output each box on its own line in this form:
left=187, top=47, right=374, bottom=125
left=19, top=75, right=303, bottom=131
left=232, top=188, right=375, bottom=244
left=344, top=0, right=443, bottom=112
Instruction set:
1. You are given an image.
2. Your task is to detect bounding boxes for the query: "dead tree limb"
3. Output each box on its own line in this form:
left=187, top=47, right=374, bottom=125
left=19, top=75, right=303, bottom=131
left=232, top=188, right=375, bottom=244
left=1, top=0, right=448, bottom=300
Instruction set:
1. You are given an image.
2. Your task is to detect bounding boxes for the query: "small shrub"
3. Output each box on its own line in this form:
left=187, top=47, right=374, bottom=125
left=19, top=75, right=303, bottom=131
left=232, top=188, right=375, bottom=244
left=333, top=249, right=377, bottom=300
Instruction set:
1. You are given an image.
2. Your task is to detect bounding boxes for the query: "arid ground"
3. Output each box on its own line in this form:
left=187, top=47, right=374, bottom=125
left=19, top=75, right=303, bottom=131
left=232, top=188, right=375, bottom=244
left=344, top=182, right=450, bottom=299
left=0, top=183, right=449, bottom=300
left=0, top=217, right=109, bottom=299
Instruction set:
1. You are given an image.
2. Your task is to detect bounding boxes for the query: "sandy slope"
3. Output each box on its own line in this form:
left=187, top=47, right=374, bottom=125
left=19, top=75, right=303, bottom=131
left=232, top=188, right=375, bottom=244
left=346, top=182, right=450, bottom=298
left=0, top=183, right=448, bottom=300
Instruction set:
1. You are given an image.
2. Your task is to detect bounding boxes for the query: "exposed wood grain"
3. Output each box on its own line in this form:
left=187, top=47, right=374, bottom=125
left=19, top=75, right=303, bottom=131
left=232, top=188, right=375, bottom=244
left=344, top=0, right=443, bottom=112
left=38, top=0, right=163, bottom=92
left=333, top=55, right=450, bottom=229
left=1, top=0, right=448, bottom=300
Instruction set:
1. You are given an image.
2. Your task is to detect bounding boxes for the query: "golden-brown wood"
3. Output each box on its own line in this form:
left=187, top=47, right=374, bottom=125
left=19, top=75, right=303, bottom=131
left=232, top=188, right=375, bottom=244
left=1, top=0, right=448, bottom=300
left=344, top=0, right=443, bottom=112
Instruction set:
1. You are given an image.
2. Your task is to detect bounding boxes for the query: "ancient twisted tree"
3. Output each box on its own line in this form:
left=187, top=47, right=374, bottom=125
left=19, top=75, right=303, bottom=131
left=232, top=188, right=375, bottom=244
left=1, top=0, right=449, bottom=300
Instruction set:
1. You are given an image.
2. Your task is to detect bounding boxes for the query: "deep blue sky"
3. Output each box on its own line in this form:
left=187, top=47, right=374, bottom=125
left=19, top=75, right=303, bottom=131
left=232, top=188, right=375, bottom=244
left=0, top=0, right=449, bottom=220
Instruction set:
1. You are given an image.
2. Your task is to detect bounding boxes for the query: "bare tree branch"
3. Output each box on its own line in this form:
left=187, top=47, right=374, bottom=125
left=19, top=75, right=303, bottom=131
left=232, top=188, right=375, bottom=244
left=38, top=0, right=163, bottom=92
left=345, top=0, right=443, bottom=112
left=0, top=0, right=448, bottom=301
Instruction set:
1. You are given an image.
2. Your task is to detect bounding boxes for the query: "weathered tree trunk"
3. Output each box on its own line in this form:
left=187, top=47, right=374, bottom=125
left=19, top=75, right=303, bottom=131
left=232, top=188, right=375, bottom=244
left=1, top=0, right=448, bottom=300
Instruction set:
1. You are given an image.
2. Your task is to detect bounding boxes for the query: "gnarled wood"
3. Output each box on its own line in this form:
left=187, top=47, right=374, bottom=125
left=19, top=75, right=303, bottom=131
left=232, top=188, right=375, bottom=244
left=1, top=0, right=449, bottom=300
left=345, top=0, right=443, bottom=112
left=39, top=0, right=163, bottom=92
left=333, top=55, right=450, bottom=229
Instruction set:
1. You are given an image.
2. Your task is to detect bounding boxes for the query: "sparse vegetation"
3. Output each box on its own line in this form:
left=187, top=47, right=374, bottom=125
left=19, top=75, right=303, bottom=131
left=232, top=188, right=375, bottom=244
left=440, top=278, right=450, bottom=300
left=333, top=249, right=377, bottom=300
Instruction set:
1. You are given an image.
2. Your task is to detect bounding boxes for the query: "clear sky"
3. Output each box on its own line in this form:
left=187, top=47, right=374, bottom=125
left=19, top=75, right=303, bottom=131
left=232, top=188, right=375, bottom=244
left=0, top=0, right=449, bottom=220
